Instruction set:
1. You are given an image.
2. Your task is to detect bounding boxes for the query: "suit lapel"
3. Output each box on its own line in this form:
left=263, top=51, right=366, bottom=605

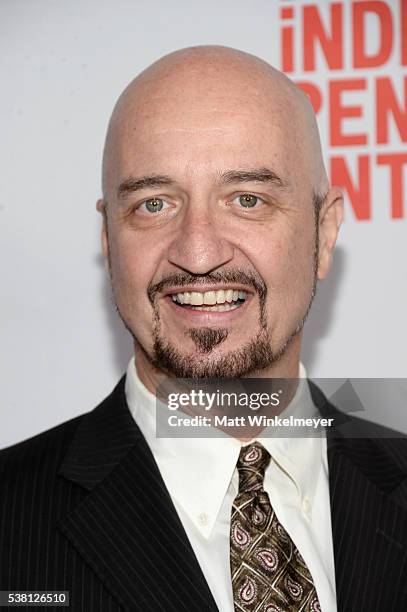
left=311, top=383, right=407, bottom=611
left=58, top=378, right=218, bottom=612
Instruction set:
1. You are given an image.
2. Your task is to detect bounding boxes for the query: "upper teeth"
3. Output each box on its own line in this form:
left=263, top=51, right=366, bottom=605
left=171, top=289, right=247, bottom=306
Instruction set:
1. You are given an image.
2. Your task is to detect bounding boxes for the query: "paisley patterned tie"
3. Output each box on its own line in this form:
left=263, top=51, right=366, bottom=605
left=230, top=441, right=321, bottom=612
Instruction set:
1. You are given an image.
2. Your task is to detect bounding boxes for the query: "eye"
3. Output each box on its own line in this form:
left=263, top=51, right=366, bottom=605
left=139, top=197, right=168, bottom=213
left=235, top=194, right=261, bottom=208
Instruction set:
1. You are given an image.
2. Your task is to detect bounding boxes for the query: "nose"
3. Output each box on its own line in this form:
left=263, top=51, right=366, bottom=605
left=166, top=202, right=234, bottom=275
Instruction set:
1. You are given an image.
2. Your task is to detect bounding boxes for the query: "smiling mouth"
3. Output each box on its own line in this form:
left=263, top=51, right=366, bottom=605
left=169, top=289, right=248, bottom=312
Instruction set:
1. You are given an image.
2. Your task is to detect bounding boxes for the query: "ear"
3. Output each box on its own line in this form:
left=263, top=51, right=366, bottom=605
left=96, top=198, right=109, bottom=260
left=317, top=187, right=344, bottom=280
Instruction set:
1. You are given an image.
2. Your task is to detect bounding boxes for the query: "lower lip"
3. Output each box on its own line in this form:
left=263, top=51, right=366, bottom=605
left=164, top=295, right=253, bottom=324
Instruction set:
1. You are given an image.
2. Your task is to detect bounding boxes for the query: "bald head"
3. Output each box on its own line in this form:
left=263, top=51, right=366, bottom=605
left=97, top=45, right=343, bottom=381
left=102, top=45, right=328, bottom=203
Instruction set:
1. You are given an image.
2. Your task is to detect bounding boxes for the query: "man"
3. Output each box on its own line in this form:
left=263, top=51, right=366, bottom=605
left=1, top=46, right=406, bottom=612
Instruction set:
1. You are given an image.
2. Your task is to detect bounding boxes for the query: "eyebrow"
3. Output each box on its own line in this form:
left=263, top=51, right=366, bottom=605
left=117, top=175, right=174, bottom=199
left=117, top=166, right=288, bottom=199
left=219, top=167, right=288, bottom=188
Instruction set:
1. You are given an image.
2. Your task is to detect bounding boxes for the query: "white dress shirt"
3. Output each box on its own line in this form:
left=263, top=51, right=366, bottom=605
left=125, top=358, right=337, bottom=612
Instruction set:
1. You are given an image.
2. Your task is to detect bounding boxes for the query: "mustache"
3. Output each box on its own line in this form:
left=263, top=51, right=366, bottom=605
left=147, top=270, right=267, bottom=305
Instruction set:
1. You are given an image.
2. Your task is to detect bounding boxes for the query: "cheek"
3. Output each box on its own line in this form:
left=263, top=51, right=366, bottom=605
left=247, top=224, right=316, bottom=305
left=283, top=241, right=316, bottom=319
left=108, top=231, right=156, bottom=312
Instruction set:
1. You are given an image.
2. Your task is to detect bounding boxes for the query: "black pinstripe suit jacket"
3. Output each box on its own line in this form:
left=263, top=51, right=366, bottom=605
left=1, top=377, right=407, bottom=611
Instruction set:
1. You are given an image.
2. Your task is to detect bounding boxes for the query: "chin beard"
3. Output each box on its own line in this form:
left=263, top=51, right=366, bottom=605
left=113, top=275, right=317, bottom=379
left=151, top=325, right=296, bottom=378
left=149, top=285, right=317, bottom=380
left=117, top=276, right=317, bottom=379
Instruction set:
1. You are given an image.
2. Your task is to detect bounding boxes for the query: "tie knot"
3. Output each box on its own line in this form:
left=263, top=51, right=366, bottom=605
left=237, top=442, right=271, bottom=493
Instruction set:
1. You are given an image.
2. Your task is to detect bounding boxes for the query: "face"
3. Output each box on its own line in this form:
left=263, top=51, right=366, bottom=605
left=100, top=70, right=328, bottom=379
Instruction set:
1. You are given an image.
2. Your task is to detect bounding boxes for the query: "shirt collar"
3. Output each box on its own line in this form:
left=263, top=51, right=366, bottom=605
left=259, top=366, right=323, bottom=507
left=125, top=358, right=323, bottom=538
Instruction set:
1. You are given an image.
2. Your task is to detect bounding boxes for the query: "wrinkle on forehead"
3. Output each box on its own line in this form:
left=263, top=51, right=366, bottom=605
left=102, top=46, right=328, bottom=201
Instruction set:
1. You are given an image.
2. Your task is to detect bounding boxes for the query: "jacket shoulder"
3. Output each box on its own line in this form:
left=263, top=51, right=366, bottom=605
left=0, top=378, right=127, bottom=485
left=0, top=413, right=86, bottom=482
left=310, top=381, right=407, bottom=488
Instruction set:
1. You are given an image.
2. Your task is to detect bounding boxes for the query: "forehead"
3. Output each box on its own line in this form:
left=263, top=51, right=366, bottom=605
left=125, top=113, right=299, bottom=183
left=105, top=67, right=314, bottom=196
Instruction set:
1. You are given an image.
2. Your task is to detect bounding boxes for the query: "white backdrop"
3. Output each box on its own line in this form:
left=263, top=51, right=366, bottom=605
left=1, top=0, right=406, bottom=448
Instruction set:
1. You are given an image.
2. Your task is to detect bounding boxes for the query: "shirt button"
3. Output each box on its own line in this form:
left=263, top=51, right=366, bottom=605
left=302, top=498, right=311, bottom=516
left=198, top=512, right=208, bottom=526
